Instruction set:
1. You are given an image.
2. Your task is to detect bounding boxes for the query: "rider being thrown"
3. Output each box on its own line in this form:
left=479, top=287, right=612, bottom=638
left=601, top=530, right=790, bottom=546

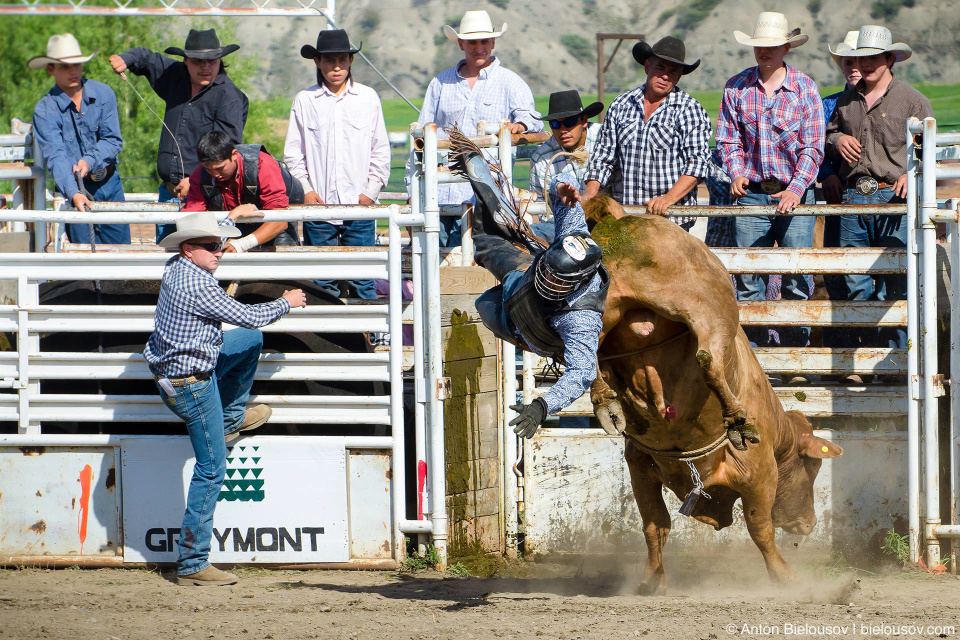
left=456, top=135, right=607, bottom=439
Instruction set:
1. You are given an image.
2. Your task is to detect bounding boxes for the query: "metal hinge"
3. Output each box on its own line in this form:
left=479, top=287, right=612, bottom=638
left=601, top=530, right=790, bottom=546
left=435, top=377, right=452, bottom=400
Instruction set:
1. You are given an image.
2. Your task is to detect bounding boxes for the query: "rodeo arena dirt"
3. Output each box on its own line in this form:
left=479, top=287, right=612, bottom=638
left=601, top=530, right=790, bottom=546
left=4, top=3, right=960, bottom=640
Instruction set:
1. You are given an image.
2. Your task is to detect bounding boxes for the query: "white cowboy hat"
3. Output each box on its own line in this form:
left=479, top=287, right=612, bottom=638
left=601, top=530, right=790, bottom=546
left=27, top=33, right=98, bottom=69
left=444, top=10, right=507, bottom=42
left=158, top=212, right=241, bottom=249
left=828, top=30, right=862, bottom=67
left=734, top=12, right=808, bottom=48
left=828, top=25, right=912, bottom=63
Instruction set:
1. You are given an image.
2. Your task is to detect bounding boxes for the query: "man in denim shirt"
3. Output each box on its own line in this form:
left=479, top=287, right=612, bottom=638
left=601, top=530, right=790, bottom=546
left=30, top=34, right=129, bottom=244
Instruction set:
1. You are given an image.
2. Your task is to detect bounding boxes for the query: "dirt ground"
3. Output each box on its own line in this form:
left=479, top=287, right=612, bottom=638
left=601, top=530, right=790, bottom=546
left=1, top=552, right=958, bottom=640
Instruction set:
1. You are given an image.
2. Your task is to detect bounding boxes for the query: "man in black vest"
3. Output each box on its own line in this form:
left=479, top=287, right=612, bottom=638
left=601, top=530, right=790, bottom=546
left=181, top=131, right=301, bottom=250
left=472, top=173, right=607, bottom=439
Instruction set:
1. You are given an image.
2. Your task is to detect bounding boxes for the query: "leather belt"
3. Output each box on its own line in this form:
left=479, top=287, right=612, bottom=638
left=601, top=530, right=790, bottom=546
left=758, top=178, right=786, bottom=195
left=156, top=370, right=212, bottom=387
left=86, top=165, right=114, bottom=183
left=850, top=176, right=893, bottom=196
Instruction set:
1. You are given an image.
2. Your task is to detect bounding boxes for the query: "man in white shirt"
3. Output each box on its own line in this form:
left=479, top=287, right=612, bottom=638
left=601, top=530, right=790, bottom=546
left=407, top=9, right=542, bottom=247
left=283, top=29, right=390, bottom=299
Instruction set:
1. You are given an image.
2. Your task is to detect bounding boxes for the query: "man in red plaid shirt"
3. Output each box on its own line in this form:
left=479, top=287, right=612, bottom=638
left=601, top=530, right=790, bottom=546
left=716, top=12, right=825, bottom=359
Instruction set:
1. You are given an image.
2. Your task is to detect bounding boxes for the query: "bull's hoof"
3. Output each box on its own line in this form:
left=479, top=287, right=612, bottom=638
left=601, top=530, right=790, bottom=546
left=596, top=399, right=627, bottom=435
left=727, top=424, right=761, bottom=451
left=636, top=575, right=665, bottom=596
left=696, top=349, right=712, bottom=369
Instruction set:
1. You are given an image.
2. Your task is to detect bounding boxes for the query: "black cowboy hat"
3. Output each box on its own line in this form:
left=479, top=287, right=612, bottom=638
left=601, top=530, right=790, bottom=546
left=165, top=28, right=239, bottom=59
left=535, top=90, right=604, bottom=122
left=632, top=36, right=700, bottom=75
left=301, top=29, right=361, bottom=59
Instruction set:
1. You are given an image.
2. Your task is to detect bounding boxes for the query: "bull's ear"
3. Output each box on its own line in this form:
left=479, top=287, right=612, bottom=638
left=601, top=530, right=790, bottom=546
left=798, top=433, right=843, bottom=458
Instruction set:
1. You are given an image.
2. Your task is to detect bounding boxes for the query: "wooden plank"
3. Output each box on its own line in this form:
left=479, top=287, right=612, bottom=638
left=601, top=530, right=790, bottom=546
left=442, top=321, right=499, bottom=361
left=739, top=300, right=907, bottom=327
left=440, top=266, right=497, bottom=295
left=713, top=247, right=905, bottom=274
left=444, top=355, right=499, bottom=397
left=440, top=294, right=482, bottom=326
left=535, top=385, right=907, bottom=418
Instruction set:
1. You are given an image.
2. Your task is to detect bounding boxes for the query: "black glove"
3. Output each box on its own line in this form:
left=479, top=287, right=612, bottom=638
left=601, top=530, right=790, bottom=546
left=509, top=398, right=548, bottom=439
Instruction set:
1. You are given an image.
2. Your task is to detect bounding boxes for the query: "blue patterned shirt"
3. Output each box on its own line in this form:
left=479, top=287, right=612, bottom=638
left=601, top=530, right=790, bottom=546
left=536, top=176, right=602, bottom=415
left=406, top=56, right=542, bottom=205
left=33, top=79, right=123, bottom=200
left=145, top=255, right=290, bottom=377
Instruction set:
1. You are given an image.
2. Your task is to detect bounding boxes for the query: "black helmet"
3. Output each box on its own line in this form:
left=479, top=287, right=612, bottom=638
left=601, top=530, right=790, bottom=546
left=534, top=233, right=602, bottom=300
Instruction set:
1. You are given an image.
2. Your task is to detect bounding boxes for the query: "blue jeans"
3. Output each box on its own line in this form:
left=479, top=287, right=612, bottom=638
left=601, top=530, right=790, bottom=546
left=303, top=219, right=377, bottom=299
left=155, top=328, right=264, bottom=575
left=735, top=189, right=815, bottom=347
left=66, top=171, right=130, bottom=244
left=840, top=187, right=907, bottom=348
left=156, top=183, right=181, bottom=244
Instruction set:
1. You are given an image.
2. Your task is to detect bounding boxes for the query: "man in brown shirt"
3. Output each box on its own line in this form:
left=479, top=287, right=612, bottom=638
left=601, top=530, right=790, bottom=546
left=825, top=25, right=932, bottom=352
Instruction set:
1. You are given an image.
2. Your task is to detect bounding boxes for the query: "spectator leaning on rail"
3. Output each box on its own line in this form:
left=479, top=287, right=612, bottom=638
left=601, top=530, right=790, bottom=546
left=109, top=28, right=249, bottom=241
left=406, top=9, right=542, bottom=247
left=582, top=36, right=711, bottom=230
left=826, top=25, right=933, bottom=360
left=30, top=34, right=130, bottom=245
left=527, top=90, right=603, bottom=243
left=716, top=12, right=825, bottom=357
left=182, top=131, right=301, bottom=251
left=144, top=211, right=306, bottom=586
left=820, top=31, right=864, bottom=206
left=283, top=29, right=390, bottom=300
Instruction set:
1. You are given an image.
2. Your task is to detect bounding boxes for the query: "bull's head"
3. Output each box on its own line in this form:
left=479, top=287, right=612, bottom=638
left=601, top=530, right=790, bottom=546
left=772, top=410, right=843, bottom=535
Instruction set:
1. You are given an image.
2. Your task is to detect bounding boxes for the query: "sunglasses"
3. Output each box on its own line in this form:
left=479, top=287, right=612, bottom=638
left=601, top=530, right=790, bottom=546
left=549, top=116, right=581, bottom=130
left=188, top=241, right=224, bottom=253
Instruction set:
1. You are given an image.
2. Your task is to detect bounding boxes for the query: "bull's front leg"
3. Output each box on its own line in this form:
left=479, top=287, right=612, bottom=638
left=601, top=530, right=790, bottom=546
left=591, top=365, right=626, bottom=435
left=737, top=458, right=797, bottom=583
left=625, top=440, right=671, bottom=594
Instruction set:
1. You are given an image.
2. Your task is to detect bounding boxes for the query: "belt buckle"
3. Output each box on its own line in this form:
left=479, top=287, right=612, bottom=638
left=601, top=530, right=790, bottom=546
left=760, top=178, right=781, bottom=195
left=855, top=176, right=879, bottom=196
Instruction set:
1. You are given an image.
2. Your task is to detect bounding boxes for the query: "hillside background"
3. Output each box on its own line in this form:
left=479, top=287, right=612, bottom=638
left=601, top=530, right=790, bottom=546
left=234, top=0, right=960, bottom=101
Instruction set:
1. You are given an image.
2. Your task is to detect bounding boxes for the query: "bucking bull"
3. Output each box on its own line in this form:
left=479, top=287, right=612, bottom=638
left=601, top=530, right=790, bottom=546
left=447, top=127, right=843, bottom=591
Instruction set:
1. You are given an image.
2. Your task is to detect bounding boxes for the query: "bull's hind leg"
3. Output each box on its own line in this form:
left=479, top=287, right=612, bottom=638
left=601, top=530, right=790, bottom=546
left=691, top=325, right=759, bottom=451
left=625, top=440, right=670, bottom=594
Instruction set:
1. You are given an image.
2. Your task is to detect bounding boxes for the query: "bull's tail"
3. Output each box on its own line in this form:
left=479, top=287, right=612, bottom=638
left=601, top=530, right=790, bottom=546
left=583, top=194, right=626, bottom=229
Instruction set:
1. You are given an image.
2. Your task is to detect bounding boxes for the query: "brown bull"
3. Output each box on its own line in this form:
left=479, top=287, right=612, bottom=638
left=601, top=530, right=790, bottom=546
left=584, top=197, right=842, bottom=591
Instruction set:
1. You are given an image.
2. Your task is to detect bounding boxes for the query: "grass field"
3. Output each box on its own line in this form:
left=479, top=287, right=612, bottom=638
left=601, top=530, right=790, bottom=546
left=248, top=84, right=960, bottom=198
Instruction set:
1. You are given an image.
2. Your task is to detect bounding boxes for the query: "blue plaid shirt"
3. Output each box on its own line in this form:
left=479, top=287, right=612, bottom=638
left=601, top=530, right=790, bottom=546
left=144, top=255, right=290, bottom=377
left=537, top=176, right=602, bottom=415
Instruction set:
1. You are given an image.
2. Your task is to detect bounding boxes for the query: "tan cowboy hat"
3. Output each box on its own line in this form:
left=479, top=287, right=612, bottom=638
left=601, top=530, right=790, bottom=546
left=734, top=12, right=808, bottom=48
left=27, top=34, right=98, bottom=69
left=158, top=212, right=241, bottom=249
left=829, top=25, right=912, bottom=63
left=444, top=10, right=507, bottom=42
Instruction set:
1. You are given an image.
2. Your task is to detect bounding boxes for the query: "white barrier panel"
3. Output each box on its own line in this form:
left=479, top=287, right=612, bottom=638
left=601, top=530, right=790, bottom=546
left=0, top=446, right=120, bottom=557
left=121, top=438, right=349, bottom=563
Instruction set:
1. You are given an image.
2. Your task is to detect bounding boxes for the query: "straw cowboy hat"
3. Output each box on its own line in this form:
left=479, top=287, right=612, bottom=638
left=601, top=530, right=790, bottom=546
left=27, top=34, right=98, bottom=69
left=828, top=25, right=912, bottom=63
left=301, top=29, right=361, bottom=59
left=158, top=212, right=241, bottom=249
left=632, top=36, right=701, bottom=75
left=444, top=10, right=507, bottom=42
left=734, top=12, right=808, bottom=48
left=164, top=28, right=239, bottom=59
left=828, top=30, right=861, bottom=67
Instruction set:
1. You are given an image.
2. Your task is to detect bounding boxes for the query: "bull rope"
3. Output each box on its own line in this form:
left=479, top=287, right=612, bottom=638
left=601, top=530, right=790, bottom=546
left=624, top=429, right=729, bottom=462
left=597, top=327, right=691, bottom=362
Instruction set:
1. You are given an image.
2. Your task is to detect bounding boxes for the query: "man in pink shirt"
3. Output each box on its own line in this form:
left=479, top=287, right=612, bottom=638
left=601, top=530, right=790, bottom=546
left=716, top=12, right=825, bottom=357
left=183, top=131, right=301, bottom=251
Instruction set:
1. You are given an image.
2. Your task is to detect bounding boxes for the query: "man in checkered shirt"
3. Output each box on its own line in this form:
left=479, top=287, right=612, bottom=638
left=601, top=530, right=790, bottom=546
left=405, top=9, right=542, bottom=247
left=716, top=12, right=825, bottom=354
left=144, top=211, right=306, bottom=587
left=583, top=36, right=711, bottom=231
